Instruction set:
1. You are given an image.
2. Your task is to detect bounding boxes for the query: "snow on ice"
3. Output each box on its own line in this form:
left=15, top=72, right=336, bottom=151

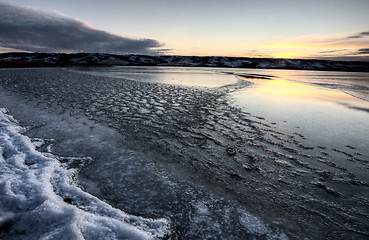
left=0, top=108, right=169, bottom=240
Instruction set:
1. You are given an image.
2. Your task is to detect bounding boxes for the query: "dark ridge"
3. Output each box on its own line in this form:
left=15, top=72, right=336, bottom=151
left=1, top=52, right=369, bottom=72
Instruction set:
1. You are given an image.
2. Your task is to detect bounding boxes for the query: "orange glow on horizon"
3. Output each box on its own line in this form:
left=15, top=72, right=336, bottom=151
left=260, top=43, right=324, bottom=50
left=235, top=33, right=369, bottom=60
left=267, top=52, right=308, bottom=59
left=162, top=35, right=369, bottom=60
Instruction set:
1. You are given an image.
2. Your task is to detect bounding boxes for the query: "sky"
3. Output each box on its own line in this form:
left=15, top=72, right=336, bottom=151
left=1, top=0, right=369, bottom=60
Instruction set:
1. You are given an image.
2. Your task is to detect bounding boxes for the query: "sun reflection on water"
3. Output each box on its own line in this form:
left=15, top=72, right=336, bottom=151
left=233, top=74, right=369, bottom=159
left=241, top=77, right=351, bottom=102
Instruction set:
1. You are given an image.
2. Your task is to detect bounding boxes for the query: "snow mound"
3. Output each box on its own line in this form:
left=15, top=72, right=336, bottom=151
left=0, top=108, right=169, bottom=240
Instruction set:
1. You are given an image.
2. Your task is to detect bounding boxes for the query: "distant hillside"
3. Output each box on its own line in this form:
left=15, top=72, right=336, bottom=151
left=1, top=52, right=369, bottom=72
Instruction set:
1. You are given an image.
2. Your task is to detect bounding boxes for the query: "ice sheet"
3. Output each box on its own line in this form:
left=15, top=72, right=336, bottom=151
left=69, top=66, right=238, bottom=88
left=2, top=67, right=368, bottom=239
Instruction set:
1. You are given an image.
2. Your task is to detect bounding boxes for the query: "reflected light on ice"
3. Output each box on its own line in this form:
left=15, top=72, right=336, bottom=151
left=233, top=76, right=369, bottom=156
left=242, top=77, right=350, bottom=102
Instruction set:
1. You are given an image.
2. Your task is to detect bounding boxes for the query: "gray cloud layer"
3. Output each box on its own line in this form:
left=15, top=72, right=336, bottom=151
left=347, top=31, right=369, bottom=39
left=356, top=48, right=369, bottom=55
left=318, top=49, right=348, bottom=54
left=318, top=48, right=369, bottom=56
left=0, top=3, right=165, bottom=54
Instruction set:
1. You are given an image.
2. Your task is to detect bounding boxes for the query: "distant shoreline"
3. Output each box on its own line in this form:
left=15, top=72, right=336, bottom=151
left=1, top=52, right=369, bottom=72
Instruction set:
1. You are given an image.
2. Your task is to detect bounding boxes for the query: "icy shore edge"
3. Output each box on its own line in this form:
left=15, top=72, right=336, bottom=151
left=0, top=108, right=170, bottom=239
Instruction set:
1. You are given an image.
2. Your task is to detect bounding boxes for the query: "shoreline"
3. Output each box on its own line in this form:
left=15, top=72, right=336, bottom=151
left=0, top=107, right=170, bottom=239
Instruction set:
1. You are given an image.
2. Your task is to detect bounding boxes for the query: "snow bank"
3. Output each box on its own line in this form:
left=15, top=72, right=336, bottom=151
left=0, top=108, right=169, bottom=239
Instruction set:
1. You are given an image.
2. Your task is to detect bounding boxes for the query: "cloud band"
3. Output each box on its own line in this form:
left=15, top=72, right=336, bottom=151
left=0, top=3, right=165, bottom=54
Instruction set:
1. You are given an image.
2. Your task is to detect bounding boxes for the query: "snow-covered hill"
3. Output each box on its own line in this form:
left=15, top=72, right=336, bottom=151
left=1, top=52, right=369, bottom=72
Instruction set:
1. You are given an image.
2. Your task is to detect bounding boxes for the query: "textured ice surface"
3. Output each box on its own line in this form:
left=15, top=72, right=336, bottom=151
left=185, top=199, right=288, bottom=240
left=0, top=75, right=289, bottom=239
left=0, top=105, right=289, bottom=240
left=0, top=108, right=169, bottom=240
left=1, top=67, right=369, bottom=239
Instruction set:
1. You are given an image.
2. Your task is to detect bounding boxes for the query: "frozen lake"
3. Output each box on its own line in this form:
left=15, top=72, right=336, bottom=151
left=1, top=66, right=369, bottom=239
left=70, top=66, right=239, bottom=87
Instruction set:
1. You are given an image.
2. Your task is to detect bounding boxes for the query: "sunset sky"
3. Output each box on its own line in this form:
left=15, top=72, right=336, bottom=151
left=1, top=0, right=369, bottom=60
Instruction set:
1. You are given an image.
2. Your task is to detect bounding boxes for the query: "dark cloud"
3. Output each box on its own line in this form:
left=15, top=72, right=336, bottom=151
left=355, top=48, right=369, bottom=55
left=318, top=49, right=348, bottom=54
left=0, top=3, right=166, bottom=54
left=318, top=48, right=369, bottom=59
left=347, top=31, right=369, bottom=39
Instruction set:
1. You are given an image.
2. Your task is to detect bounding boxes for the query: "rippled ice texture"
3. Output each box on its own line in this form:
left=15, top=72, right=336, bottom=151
left=0, top=70, right=288, bottom=239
